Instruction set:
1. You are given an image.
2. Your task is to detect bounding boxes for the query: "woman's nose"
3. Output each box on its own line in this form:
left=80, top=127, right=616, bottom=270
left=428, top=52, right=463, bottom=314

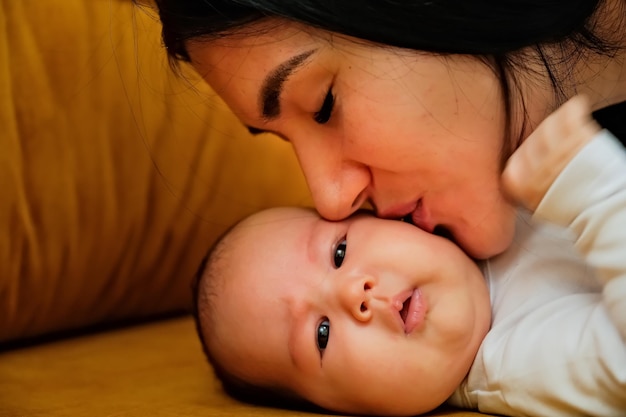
left=293, top=138, right=370, bottom=221
left=338, top=275, right=375, bottom=322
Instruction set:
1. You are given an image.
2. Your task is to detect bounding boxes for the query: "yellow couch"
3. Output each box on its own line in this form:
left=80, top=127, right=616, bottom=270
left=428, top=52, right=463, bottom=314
left=0, top=1, right=491, bottom=415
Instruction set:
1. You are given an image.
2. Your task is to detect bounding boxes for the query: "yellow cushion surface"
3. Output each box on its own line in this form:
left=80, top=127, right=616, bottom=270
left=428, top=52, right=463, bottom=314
left=0, top=0, right=310, bottom=343
left=0, top=316, right=493, bottom=417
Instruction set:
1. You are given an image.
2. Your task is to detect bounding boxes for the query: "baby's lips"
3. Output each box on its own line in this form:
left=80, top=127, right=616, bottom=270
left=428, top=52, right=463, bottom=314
left=392, top=289, right=415, bottom=333
left=403, top=288, right=427, bottom=334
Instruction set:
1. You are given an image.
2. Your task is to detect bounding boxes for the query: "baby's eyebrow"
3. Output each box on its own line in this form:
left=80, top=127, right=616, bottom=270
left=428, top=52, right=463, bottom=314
left=259, top=49, right=317, bottom=120
left=287, top=299, right=310, bottom=371
left=287, top=317, right=299, bottom=367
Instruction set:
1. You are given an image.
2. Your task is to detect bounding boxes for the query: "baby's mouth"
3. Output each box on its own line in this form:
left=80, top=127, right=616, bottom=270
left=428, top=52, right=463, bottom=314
left=393, top=288, right=427, bottom=334
left=400, top=295, right=411, bottom=325
left=401, top=289, right=427, bottom=334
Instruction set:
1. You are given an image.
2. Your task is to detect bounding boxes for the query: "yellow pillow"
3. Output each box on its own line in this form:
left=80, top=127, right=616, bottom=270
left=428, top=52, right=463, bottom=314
left=0, top=0, right=310, bottom=343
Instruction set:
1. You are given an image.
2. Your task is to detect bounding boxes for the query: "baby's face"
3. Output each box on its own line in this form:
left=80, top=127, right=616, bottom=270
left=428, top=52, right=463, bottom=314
left=207, top=207, right=490, bottom=416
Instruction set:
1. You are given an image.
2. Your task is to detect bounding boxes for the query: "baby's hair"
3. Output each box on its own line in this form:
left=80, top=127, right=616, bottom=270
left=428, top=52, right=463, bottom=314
left=190, top=217, right=323, bottom=412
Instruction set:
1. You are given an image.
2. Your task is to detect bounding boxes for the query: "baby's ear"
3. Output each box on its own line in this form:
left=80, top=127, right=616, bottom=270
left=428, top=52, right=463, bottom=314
left=501, top=95, right=600, bottom=212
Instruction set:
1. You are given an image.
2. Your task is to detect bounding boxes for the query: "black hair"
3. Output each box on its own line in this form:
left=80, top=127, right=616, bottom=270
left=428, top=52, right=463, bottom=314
left=151, top=0, right=623, bottom=157
left=153, top=0, right=615, bottom=59
left=190, top=223, right=324, bottom=413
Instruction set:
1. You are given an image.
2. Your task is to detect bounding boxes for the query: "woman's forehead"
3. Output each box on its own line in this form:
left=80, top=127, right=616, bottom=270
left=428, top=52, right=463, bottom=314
left=188, top=20, right=322, bottom=56
left=187, top=19, right=385, bottom=73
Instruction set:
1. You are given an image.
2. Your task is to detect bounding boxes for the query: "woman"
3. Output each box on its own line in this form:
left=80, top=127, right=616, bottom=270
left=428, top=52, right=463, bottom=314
left=152, top=0, right=626, bottom=259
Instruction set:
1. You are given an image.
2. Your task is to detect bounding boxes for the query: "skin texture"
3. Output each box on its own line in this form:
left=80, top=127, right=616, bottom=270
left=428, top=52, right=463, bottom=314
left=187, top=24, right=520, bottom=260
left=203, top=207, right=491, bottom=416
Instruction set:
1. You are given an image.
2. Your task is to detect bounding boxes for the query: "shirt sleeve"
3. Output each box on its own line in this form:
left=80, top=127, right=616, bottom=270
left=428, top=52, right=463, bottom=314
left=450, top=129, right=626, bottom=416
left=534, top=129, right=626, bottom=341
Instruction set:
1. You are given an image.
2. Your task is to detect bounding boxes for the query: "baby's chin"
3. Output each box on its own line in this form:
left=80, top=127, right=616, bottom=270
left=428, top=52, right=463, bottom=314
left=309, top=365, right=467, bottom=417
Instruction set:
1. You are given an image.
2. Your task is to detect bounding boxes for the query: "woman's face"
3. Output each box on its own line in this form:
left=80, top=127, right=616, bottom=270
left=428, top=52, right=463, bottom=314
left=188, top=22, right=518, bottom=259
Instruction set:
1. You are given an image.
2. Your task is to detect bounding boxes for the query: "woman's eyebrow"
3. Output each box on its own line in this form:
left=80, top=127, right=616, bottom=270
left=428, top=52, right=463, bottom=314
left=260, top=49, right=317, bottom=120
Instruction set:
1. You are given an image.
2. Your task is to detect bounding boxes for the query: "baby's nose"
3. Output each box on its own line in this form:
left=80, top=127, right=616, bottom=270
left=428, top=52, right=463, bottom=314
left=339, top=275, right=374, bottom=322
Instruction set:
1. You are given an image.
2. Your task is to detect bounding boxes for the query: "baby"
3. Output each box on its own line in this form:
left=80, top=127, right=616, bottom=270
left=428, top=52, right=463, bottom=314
left=195, top=204, right=491, bottom=415
left=193, top=99, right=626, bottom=416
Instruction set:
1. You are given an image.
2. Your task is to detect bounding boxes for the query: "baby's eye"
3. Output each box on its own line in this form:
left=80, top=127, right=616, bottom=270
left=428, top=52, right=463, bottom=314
left=317, top=318, right=330, bottom=353
left=333, top=239, right=347, bottom=268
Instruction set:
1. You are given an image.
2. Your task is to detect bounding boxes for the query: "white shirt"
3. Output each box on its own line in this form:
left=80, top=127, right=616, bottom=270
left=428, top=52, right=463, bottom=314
left=449, top=130, right=626, bottom=416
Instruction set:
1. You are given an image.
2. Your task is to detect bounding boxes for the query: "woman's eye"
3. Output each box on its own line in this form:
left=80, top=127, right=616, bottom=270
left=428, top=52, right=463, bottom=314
left=333, top=239, right=347, bottom=268
left=317, top=319, right=330, bottom=352
left=314, top=88, right=334, bottom=124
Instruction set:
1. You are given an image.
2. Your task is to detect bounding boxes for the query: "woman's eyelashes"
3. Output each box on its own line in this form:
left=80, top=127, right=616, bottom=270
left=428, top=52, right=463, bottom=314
left=333, top=238, right=347, bottom=268
left=314, top=87, right=334, bottom=124
left=317, top=318, right=330, bottom=355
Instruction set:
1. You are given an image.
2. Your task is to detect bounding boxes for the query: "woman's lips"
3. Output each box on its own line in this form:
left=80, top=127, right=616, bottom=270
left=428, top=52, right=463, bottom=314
left=378, top=199, right=435, bottom=233
left=393, top=288, right=427, bottom=334
left=410, top=200, right=435, bottom=233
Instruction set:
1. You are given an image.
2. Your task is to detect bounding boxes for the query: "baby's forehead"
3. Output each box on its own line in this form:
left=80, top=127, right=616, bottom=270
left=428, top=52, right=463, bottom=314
left=241, top=206, right=319, bottom=228
left=212, top=209, right=307, bottom=280
left=215, top=206, right=329, bottom=296
left=225, top=207, right=318, bottom=248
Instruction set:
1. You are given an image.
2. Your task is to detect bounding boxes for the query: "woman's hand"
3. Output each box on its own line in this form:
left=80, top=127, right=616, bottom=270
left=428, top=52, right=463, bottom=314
left=502, top=95, right=602, bottom=212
